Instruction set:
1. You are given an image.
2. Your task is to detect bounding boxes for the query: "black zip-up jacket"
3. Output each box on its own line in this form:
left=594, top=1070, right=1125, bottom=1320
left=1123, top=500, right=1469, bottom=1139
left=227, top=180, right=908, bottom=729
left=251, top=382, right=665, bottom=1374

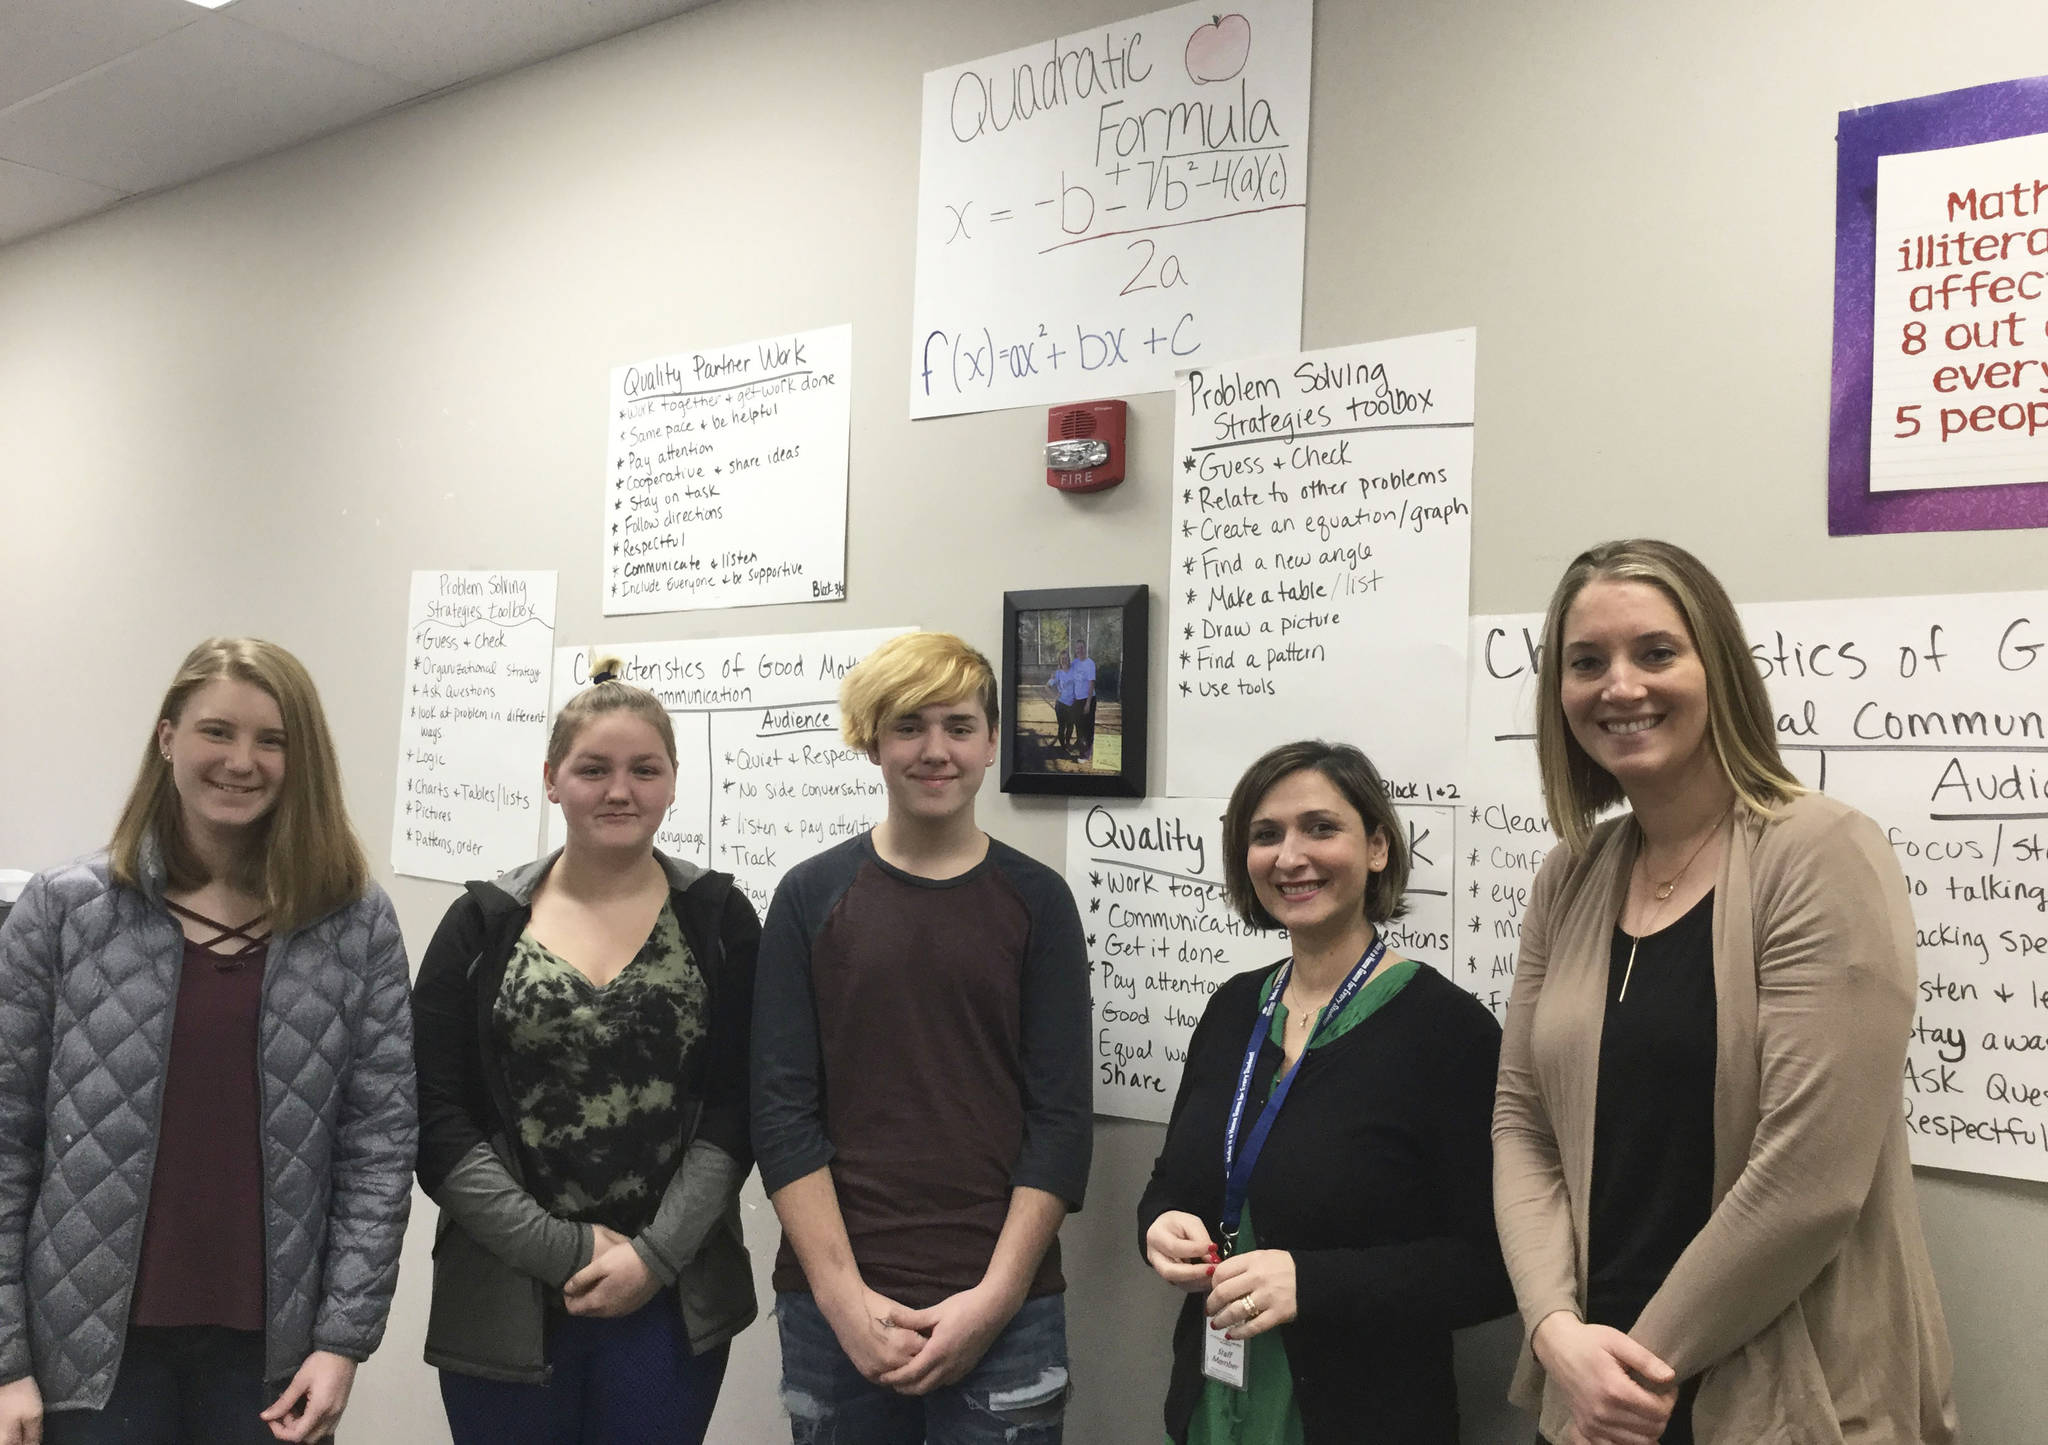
left=413, top=849, right=760, bottom=1382
left=1137, top=961, right=1514, bottom=1443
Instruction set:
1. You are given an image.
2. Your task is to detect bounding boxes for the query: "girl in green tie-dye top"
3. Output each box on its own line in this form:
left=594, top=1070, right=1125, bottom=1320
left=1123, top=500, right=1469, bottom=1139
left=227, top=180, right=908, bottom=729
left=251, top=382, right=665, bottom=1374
left=414, top=657, right=763, bottom=1445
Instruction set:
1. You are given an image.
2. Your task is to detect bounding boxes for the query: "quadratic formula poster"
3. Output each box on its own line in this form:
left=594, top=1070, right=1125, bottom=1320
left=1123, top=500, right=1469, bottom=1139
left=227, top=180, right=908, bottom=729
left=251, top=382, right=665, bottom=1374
left=911, top=0, right=1312, bottom=417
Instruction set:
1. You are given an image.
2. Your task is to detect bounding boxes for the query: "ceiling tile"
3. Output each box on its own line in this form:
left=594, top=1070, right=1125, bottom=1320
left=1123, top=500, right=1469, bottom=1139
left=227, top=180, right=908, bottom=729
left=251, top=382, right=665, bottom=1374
left=0, top=158, right=126, bottom=247
left=0, top=14, right=420, bottom=193
left=225, top=0, right=713, bottom=91
left=0, top=0, right=201, bottom=110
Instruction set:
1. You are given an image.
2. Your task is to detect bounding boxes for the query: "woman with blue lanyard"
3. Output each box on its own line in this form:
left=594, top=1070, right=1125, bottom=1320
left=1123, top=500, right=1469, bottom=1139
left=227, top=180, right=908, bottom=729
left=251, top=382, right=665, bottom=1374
left=1138, top=740, right=1513, bottom=1444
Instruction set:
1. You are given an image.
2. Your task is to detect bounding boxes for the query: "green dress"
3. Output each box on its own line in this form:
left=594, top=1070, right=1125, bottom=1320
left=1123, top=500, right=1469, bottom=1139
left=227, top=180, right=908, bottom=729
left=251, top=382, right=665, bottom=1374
left=1180, top=958, right=1420, bottom=1445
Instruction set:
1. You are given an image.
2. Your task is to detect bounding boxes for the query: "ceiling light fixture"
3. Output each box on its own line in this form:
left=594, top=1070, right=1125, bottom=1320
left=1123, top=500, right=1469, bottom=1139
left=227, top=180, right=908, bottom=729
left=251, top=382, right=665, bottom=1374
left=182, top=0, right=240, bottom=8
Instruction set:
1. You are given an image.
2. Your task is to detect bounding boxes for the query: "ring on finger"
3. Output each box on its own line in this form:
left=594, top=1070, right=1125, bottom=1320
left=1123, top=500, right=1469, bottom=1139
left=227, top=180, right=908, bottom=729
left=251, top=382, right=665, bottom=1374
left=1242, top=1292, right=1260, bottom=1320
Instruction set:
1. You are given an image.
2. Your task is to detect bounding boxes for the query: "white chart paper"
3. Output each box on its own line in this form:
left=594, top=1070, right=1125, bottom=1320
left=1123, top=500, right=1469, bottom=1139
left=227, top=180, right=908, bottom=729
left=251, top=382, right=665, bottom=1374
left=1166, top=328, right=1474, bottom=797
left=605, top=324, right=851, bottom=614
left=910, top=0, right=1312, bottom=417
left=392, top=570, right=556, bottom=883
left=548, top=628, right=911, bottom=916
left=1461, top=596, right=2048, bottom=1184
left=1871, top=133, right=2048, bottom=492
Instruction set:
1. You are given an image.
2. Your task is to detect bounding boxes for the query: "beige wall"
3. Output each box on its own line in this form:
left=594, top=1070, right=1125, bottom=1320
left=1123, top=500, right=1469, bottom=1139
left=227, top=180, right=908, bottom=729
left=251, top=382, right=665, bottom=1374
left=3, top=0, right=2044, bottom=1439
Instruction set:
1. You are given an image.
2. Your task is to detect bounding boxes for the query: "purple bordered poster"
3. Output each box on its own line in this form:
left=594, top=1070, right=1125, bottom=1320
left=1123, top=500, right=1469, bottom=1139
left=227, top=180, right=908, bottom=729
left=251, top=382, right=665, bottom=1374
left=1831, top=76, right=2048, bottom=534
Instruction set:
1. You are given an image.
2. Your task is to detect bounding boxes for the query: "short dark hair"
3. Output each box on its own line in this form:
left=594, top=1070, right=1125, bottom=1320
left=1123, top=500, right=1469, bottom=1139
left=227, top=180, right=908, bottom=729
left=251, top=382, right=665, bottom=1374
left=1220, top=740, right=1409, bottom=929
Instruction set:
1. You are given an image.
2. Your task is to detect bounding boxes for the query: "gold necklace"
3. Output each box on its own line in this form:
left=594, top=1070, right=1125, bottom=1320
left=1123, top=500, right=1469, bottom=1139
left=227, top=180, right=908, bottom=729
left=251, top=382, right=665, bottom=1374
left=1283, top=985, right=1327, bottom=1031
left=1617, top=814, right=1724, bottom=1002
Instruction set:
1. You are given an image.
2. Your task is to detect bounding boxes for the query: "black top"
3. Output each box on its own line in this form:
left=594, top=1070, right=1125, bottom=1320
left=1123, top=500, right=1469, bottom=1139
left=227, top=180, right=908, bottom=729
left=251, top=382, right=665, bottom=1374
left=1137, top=961, right=1514, bottom=1444
left=1587, top=889, right=1716, bottom=1445
left=1587, top=889, right=1716, bottom=1328
left=749, top=833, right=1093, bottom=1307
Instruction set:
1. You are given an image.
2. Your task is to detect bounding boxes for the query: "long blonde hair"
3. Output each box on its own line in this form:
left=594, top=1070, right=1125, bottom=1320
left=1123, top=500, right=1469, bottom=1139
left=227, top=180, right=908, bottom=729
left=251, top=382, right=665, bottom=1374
left=111, top=638, right=368, bottom=932
left=1535, top=539, right=1803, bottom=852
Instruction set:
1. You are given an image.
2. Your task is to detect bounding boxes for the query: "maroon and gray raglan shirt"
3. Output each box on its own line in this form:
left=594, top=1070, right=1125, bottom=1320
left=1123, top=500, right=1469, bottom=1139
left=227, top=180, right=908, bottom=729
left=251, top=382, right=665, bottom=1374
left=750, top=832, right=1092, bottom=1307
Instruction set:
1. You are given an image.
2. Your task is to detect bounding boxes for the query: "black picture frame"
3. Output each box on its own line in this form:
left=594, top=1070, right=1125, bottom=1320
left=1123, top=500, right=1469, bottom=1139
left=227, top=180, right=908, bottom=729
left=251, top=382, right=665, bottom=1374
left=1000, top=585, right=1148, bottom=797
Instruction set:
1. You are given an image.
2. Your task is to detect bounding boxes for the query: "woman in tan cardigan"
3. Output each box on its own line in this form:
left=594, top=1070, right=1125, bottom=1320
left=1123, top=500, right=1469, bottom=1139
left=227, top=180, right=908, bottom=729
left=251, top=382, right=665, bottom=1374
left=1493, top=539, right=1960, bottom=1445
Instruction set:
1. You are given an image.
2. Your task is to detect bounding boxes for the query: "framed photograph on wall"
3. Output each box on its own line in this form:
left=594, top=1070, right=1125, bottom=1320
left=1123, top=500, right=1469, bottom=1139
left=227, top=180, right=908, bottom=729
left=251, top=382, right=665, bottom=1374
left=1000, top=585, right=1148, bottom=797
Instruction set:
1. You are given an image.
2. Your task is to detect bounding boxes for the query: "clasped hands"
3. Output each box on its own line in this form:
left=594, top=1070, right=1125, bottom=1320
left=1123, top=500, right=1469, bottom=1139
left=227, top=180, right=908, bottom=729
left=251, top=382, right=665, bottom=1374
left=1533, top=1311, right=1679, bottom=1445
left=823, top=1280, right=1019, bottom=1397
left=1143, top=1210, right=1297, bottom=1341
left=563, top=1224, right=661, bottom=1318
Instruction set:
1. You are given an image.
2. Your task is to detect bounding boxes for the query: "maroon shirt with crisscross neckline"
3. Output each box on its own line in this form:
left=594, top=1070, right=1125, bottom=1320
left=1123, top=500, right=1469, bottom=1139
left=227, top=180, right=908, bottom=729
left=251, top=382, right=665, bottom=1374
left=130, top=908, right=268, bottom=1331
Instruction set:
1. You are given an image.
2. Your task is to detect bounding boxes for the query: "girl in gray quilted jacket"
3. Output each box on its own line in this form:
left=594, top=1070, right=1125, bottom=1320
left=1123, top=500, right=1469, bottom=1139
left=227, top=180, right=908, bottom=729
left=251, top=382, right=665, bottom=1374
left=0, top=638, right=416, bottom=1445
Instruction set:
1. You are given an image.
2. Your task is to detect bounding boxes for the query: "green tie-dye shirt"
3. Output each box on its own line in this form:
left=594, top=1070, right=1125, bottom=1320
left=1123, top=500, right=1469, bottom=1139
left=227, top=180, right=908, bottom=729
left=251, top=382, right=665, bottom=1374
left=492, top=900, right=708, bottom=1234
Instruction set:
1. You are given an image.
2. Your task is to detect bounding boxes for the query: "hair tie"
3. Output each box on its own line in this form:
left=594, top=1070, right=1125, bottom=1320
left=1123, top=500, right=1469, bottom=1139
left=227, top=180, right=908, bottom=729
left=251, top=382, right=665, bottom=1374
left=591, top=669, right=619, bottom=685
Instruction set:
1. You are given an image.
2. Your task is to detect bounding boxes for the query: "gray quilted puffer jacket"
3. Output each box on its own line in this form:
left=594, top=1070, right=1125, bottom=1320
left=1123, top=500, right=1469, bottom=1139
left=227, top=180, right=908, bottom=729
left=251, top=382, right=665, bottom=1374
left=0, top=847, right=417, bottom=1409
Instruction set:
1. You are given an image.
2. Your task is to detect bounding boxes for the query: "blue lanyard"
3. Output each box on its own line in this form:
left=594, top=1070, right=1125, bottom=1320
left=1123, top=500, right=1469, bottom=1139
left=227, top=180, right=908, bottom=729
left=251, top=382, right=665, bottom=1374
left=1219, top=934, right=1386, bottom=1255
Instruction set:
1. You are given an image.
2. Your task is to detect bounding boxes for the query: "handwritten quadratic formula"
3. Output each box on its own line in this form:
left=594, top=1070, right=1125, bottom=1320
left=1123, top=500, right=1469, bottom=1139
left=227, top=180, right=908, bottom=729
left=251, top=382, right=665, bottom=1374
left=911, top=1, right=1313, bottom=417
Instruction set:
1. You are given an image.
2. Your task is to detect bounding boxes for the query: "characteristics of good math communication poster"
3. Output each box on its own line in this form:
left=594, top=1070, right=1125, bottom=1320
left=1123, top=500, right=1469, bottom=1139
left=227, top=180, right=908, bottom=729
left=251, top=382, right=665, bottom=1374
left=1463, top=594, right=2048, bottom=1185
left=548, top=627, right=909, bottom=917
left=392, top=570, right=556, bottom=883
left=910, top=0, right=1311, bottom=417
left=604, top=324, right=851, bottom=615
left=1871, top=133, right=2048, bottom=493
left=1166, top=327, right=1474, bottom=798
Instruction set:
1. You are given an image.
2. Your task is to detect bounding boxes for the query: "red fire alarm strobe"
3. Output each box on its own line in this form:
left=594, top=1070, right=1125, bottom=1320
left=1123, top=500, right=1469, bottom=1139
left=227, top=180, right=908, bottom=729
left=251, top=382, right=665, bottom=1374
left=1045, top=399, right=1127, bottom=492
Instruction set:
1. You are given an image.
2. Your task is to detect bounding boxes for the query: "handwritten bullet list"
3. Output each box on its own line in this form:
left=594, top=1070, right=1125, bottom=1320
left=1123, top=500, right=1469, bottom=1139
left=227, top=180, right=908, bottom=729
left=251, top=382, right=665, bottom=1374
left=392, top=572, right=557, bottom=883
left=605, top=325, right=852, bottom=617
left=1166, top=330, right=1476, bottom=799
left=1113, top=563, right=2048, bottom=1188
left=1065, top=801, right=1253, bottom=1122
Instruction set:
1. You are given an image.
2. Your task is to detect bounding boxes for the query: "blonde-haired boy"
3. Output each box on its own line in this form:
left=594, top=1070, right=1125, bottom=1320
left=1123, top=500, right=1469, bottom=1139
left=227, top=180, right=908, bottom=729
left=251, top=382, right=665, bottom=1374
left=752, top=632, right=1091, bottom=1441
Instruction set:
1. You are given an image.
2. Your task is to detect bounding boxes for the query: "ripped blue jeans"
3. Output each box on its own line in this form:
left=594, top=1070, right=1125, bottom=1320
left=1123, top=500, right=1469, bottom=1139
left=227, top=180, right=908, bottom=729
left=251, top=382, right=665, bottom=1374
left=775, top=1291, right=1069, bottom=1445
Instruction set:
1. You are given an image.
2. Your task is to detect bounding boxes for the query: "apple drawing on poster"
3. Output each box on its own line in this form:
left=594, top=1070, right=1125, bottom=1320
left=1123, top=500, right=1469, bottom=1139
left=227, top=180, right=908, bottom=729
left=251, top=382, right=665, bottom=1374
left=1185, top=13, right=1252, bottom=84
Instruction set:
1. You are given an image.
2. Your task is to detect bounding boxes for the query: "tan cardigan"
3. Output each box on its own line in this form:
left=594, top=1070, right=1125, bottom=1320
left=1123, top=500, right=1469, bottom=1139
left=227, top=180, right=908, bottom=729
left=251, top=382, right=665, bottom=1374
left=1493, top=792, right=1960, bottom=1444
